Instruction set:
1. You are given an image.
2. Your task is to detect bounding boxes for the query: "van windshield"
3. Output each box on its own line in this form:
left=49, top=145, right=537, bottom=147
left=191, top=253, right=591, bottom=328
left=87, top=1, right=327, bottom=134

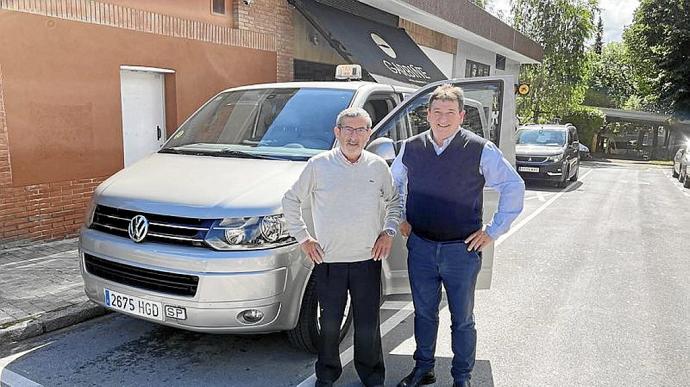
left=162, top=88, right=354, bottom=160
left=516, top=128, right=566, bottom=146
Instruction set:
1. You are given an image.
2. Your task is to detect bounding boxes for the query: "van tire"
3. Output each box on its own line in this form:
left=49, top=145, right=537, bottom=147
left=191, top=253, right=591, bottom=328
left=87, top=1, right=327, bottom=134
left=287, top=275, right=353, bottom=353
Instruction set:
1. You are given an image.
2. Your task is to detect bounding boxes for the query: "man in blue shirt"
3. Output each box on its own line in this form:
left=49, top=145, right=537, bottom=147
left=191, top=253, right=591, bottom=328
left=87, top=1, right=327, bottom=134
left=392, top=84, right=524, bottom=387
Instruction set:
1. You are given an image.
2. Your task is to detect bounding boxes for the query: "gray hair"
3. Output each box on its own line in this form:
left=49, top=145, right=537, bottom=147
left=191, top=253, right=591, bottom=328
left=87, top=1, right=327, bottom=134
left=335, top=107, right=372, bottom=128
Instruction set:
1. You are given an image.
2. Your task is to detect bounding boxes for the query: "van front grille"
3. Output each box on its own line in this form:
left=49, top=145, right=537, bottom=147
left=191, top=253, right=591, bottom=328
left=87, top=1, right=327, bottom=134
left=516, top=156, right=548, bottom=162
left=90, top=205, right=213, bottom=247
left=84, top=254, right=199, bottom=297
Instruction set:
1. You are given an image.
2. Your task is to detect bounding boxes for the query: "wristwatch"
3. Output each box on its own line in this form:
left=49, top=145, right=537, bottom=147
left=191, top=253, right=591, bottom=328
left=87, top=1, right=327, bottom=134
left=383, top=228, right=397, bottom=237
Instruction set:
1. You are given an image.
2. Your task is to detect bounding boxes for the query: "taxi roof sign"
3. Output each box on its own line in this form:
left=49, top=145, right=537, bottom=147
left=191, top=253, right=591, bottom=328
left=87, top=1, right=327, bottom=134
left=335, top=64, right=362, bottom=80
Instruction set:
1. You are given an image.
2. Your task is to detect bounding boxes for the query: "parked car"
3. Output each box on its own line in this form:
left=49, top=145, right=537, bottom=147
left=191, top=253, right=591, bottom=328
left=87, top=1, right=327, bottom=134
left=672, top=145, right=687, bottom=179
left=578, top=143, right=591, bottom=160
left=79, top=75, right=517, bottom=352
left=515, top=124, right=580, bottom=187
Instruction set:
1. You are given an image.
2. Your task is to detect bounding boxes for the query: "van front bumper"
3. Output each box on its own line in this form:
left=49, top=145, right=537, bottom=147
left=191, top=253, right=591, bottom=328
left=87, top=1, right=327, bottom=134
left=79, top=227, right=310, bottom=333
left=516, top=160, right=566, bottom=182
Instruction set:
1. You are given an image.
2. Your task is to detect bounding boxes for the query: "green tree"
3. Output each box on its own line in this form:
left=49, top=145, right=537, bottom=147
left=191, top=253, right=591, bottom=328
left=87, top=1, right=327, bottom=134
left=584, top=42, right=636, bottom=108
left=623, top=0, right=690, bottom=117
left=512, top=0, right=598, bottom=122
left=594, top=16, right=604, bottom=55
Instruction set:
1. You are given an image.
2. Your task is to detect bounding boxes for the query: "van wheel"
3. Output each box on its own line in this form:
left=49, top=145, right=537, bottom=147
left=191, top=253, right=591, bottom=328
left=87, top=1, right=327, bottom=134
left=287, top=275, right=353, bottom=353
left=569, top=163, right=579, bottom=182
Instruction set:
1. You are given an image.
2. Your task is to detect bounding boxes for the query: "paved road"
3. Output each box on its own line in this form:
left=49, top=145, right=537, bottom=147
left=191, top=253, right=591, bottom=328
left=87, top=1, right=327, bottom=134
left=2, top=161, right=688, bottom=386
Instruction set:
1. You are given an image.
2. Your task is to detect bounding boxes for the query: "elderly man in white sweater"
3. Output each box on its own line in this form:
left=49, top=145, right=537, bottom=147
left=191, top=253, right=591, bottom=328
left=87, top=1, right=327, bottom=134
left=282, top=107, right=401, bottom=387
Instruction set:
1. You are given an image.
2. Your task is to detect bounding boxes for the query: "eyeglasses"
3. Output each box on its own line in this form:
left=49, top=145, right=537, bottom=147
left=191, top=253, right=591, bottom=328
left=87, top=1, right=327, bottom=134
left=339, top=126, right=370, bottom=135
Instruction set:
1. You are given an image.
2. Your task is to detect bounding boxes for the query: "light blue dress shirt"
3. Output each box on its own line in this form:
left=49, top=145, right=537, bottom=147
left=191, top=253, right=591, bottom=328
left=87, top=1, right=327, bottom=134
left=390, top=129, right=525, bottom=240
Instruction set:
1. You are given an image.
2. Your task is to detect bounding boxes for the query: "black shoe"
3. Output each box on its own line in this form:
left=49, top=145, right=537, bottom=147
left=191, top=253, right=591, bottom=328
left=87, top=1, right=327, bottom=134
left=397, top=368, right=436, bottom=387
left=453, top=380, right=471, bottom=387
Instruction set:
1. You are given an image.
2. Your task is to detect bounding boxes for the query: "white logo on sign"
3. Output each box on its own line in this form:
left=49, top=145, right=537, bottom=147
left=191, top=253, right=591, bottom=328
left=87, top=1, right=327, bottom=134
left=370, top=33, right=396, bottom=59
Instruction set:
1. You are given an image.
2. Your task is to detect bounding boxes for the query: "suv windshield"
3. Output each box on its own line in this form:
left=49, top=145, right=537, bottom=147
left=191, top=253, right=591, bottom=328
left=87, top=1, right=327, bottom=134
left=162, top=88, right=354, bottom=160
left=516, top=128, right=566, bottom=146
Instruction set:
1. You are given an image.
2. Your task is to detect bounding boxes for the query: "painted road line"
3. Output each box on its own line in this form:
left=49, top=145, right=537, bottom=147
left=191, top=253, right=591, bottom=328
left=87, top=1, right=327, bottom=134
left=0, top=344, right=50, bottom=387
left=296, top=302, right=415, bottom=387
left=496, top=169, right=594, bottom=247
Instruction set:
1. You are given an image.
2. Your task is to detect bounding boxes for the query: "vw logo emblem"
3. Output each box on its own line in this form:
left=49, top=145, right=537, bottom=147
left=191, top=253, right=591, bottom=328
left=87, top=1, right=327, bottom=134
left=370, top=33, right=396, bottom=59
left=128, top=215, right=149, bottom=243
left=528, top=157, right=532, bottom=162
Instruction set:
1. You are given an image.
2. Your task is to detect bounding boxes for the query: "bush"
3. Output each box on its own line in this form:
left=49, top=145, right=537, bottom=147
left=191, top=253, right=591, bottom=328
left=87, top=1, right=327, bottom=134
left=561, top=106, right=605, bottom=148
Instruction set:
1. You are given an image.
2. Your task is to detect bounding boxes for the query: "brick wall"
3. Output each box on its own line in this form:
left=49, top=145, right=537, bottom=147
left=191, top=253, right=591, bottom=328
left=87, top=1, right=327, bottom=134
left=400, top=19, right=457, bottom=55
left=0, top=65, right=106, bottom=247
left=233, top=0, right=294, bottom=81
left=0, top=1, right=284, bottom=247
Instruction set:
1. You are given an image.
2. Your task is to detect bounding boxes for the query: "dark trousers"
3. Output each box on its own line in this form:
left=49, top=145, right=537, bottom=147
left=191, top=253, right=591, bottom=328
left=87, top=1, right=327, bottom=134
left=314, top=259, right=385, bottom=386
left=407, top=233, right=482, bottom=383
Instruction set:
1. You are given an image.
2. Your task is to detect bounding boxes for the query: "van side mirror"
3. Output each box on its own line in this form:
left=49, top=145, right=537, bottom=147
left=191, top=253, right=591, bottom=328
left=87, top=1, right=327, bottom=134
left=366, top=137, right=396, bottom=161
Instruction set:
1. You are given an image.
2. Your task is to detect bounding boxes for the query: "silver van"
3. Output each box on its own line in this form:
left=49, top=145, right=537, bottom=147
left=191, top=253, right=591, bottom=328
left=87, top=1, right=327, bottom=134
left=80, top=76, right=517, bottom=352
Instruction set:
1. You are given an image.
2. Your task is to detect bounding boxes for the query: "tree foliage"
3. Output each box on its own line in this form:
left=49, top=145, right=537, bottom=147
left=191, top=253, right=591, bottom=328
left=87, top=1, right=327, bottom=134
left=593, top=16, right=603, bottom=55
left=623, top=0, right=690, bottom=117
left=584, top=42, right=636, bottom=108
left=511, top=0, right=598, bottom=123
left=561, top=106, right=605, bottom=148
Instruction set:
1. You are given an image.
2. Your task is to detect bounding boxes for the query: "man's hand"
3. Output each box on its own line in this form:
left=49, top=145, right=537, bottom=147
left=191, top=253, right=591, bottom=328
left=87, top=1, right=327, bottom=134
left=371, top=232, right=393, bottom=261
left=300, top=238, right=325, bottom=264
left=399, top=221, right=412, bottom=238
left=464, top=229, right=493, bottom=252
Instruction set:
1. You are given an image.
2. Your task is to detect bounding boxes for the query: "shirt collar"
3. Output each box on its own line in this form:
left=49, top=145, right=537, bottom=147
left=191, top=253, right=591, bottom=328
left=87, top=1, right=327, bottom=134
left=426, top=127, right=461, bottom=147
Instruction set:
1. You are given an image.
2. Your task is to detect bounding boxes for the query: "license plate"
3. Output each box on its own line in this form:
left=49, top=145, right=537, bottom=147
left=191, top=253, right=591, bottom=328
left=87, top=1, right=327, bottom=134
left=104, top=289, right=163, bottom=321
left=518, top=166, right=540, bottom=173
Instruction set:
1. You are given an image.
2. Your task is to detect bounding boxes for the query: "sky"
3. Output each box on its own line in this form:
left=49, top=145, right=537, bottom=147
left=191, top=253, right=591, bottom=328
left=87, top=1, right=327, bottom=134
left=488, top=0, right=640, bottom=42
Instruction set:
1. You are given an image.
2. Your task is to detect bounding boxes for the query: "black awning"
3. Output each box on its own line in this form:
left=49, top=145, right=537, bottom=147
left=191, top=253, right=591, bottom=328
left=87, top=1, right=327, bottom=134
left=292, top=0, right=447, bottom=86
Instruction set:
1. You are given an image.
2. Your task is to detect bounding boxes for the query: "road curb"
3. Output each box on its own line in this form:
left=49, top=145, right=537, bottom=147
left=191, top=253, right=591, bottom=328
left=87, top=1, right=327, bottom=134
left=0, top=301, right=108, bottom=345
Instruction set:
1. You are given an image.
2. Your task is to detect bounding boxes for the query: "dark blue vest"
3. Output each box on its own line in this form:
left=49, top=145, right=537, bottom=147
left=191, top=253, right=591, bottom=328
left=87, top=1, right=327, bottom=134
left=403, top=129, right=487, bottom=242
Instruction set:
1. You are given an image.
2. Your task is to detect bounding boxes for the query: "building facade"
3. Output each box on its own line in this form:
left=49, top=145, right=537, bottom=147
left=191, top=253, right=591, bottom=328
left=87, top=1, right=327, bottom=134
left=0, top=0, right=542, bottom=246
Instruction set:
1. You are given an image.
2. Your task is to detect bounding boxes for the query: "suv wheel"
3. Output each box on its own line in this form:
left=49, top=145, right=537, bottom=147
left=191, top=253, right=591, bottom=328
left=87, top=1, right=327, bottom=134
left=287, top=275, right=353, bottom=353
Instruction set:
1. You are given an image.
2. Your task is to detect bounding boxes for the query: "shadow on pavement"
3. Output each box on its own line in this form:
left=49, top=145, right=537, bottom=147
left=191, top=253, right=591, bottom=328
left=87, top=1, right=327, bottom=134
left=524, top=180, right=584, bottom=193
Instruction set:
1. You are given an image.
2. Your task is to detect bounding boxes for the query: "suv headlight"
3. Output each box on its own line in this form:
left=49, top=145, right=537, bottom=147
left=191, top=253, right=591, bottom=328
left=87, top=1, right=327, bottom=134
left=546, top=153, right=563, bottom=162
left=205, top=214, right=296, bottom=250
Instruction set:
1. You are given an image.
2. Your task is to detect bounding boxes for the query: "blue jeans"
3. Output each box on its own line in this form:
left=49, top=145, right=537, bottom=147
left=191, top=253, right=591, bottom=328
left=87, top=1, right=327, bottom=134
left=407, top=232, right=482, bottom=383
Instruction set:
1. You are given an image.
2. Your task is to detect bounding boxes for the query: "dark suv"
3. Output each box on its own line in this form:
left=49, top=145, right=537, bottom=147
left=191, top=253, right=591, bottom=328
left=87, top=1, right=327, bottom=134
left=515, top=124, right=581, bottom=187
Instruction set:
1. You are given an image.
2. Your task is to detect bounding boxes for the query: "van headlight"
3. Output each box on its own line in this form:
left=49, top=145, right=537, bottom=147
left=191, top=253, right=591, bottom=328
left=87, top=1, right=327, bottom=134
left=84, top=199, right=97, bottom=228
left=546, top=153, right=563, bottom=162
left=205, top=214, right=296, bottom=250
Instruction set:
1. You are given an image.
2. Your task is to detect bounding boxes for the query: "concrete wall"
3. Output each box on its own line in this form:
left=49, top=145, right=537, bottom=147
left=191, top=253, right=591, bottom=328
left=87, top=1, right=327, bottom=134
left=455, top=40, right=521, bottom=80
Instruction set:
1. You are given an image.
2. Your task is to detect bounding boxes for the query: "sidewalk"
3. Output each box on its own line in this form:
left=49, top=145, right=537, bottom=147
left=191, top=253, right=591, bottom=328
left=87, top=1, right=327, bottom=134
left=0, top=238, right=107, bottom=345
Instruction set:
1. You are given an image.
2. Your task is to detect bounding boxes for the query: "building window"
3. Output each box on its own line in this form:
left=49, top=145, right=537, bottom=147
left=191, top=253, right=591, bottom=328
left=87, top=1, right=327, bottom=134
left=496, top=54, right=506, bottom=71
left=465, top=60, right=490, bottom=78
left=212, top=0, right=225, bottom=15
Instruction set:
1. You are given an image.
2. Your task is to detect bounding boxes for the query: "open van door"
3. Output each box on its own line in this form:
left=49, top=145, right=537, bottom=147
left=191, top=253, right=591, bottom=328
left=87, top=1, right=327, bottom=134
left=370, top=76, right=517, bottom=294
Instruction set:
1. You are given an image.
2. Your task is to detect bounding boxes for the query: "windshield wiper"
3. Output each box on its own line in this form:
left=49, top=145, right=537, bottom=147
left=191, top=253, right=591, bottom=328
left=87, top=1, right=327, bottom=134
left=159, top=148, right=212, bottom=156
left=216, top=149, right=283, bottom=160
